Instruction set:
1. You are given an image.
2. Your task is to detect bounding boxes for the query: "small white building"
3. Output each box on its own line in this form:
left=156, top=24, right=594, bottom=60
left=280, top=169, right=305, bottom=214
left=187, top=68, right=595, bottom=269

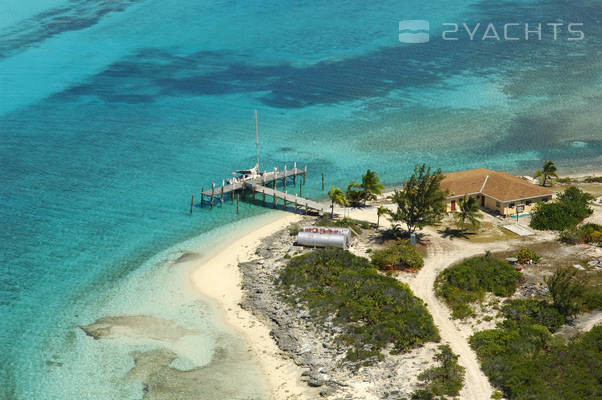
left=296, top=226, right=351, bottom=248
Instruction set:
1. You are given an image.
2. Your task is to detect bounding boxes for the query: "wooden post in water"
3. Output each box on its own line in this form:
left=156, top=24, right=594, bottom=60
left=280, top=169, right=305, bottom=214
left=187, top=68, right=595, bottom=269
left=299, top=182, right=302, bottom=197
left=220, top=180, right=225, bottom=204
left=273, top=167, right=277, bottom=189
left=293, top=162, right=297, bottom=186
left=284, top=189, right=287, bottom=208
left=210, top=182, right=215, bottom=208
left=273, top=192, right=277, bottom=208
left=236, top=194, right=239, bottom=214
left=190, top=194, right=194, bottom=215
left=283, top=164, right=287, bottom=188
left=304, top=165, right=307, bottom=185
left=262, top=189, right=266, bottom=205
left=200, top=187, right=204, bottom=207
left=321, top=172, right=324, bottom=191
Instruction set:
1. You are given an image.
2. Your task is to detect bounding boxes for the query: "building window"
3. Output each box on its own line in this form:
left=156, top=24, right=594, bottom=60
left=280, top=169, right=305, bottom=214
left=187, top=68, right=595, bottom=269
left=526, top=200, right=532, bottom=206
left=496, top=202, right=501, bottom=208
left=509, top=203, right=515, bottom=208
left=542, top=197, right=549, bottom=202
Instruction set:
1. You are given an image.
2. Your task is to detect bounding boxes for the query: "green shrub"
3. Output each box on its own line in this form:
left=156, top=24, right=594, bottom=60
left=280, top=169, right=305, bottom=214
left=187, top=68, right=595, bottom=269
left=288, top=224, right=301, bottom=236
left=584, top=176, right=602, bottom=183
left=435, top=255, right=521, bottom=319
left=278, top=248, right=439, bottom=364
left=415, top=345, right=465, bottom=397
left=515, top=247, right=541, bottom=264
left=530, top=186, right=593, bottom=231
left=555, top=177, right=573, bottom=183
left=560, top=223, right=602, bottom=245
left=580, top=286, right=602, bottom=312
left=315, top=216, right=370, bottom=233
left=530, top=202, right=581, bottom=230
left=470, top=325, right=602, bottom=399
left=371, top=240, right=424, bottom=271
left=501, top=299, right=565, bottom=332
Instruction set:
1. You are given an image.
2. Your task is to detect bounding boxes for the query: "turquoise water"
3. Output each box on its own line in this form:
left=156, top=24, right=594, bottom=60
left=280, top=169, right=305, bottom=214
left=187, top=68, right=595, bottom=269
left=1, top=0, right=601, bottom=399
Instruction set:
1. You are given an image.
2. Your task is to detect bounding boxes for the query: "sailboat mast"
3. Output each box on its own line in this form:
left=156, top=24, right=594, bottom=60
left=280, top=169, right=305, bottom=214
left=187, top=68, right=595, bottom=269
left=254, top=109, right=260, bottom=169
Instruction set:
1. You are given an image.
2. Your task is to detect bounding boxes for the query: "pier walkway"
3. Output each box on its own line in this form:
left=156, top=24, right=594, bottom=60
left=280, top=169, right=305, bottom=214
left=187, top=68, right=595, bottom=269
left=199, top=164, right=327, bottom=214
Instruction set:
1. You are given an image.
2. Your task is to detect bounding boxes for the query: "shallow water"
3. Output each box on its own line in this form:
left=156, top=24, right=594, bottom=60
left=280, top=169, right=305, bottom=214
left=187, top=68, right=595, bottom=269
left=1, top=0, right=601, bottom=399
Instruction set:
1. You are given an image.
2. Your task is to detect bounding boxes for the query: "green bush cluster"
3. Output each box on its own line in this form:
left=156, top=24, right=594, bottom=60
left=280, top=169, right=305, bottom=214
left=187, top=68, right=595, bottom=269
left=278, top=248, right=439, bottom=364
left=560, top=223, right=602, bottom=245
left=500, top=299, right=565, bottom=332
left=580, top=286, right=602, bottom=312
left=435, top=255, right=521, bottom=319
left=470, top=325, right=602, bottom=399
left=515, top=247, right=541, bottom=264
left=371, top=240, right=424, bottom=271
left=530, top=186, right=593, bottom=231
left=408, top=344, right=465, bottom=400
left=315, top=216, right=371, bottom=233
left=584, top=176, right=602, bottom=183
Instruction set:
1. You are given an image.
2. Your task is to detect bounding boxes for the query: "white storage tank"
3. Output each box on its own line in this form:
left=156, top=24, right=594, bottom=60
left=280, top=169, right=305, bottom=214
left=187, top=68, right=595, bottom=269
left=296, top=226, right=351, bottom=248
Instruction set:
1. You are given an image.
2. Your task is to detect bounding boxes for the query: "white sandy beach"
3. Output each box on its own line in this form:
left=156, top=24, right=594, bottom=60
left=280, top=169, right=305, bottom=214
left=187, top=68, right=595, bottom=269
left=190, top=212, right=316, bottom=400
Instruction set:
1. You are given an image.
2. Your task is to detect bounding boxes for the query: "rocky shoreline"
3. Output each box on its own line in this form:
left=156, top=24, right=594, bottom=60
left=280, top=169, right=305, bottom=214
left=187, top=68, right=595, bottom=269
left=239, top=219, right=439, bottom=400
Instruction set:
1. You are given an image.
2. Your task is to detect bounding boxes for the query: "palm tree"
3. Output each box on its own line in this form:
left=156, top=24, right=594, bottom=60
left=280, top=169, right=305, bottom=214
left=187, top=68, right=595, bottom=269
left=360, top=169, right=385, bottom=205
left=455, top=195, right=483, bottom=231
left=376, top=205, right=388, bottom=228
left=328, top=186, right=348, bottom=218
left=534, top=160, right=559, bottom=186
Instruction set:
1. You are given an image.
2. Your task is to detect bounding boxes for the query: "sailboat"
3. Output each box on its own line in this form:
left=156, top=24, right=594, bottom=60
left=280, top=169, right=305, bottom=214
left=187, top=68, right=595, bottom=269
left=228, top=110, right=263, bottom=184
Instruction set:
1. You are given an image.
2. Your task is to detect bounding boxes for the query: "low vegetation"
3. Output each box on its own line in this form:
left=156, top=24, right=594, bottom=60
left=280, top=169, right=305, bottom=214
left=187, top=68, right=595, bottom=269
left=584, top=176, right=602, bottom=183
left=406, top=345, right=465, bottom=400
left=515, top=247, right=541, bottom=264
left=530, top=186, right=593, bottom=231
left=500, top=299, right=565, bottom=333
left=278, top=248, right=439, bottom=364
left=560, top=223, right=601, bottom=245
left=435, top=254, right=521, bottom=319
left=315, top=216, right=371, bottom=233
left=545, top=268, right=584, bottom=318
left=470, top=322, right=602, bottom=399
left=371, top=240, right=424, bottom=271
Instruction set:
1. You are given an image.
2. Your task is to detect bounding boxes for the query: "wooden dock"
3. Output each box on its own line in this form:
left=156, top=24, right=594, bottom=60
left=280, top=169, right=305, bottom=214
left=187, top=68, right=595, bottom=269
left=199, top=163, right=326, bottom=214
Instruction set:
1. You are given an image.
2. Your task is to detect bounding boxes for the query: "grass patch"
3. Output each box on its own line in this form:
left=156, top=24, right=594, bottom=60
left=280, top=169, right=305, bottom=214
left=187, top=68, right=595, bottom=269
left=470, top=325, right=602, bottom=400
left=438, top=221, right=518, bottom=243
left=408, top=344, right=465, bottom=400
left=278, top=248, right=439, bottom=365
left=435, top=255, right=521, bottom=319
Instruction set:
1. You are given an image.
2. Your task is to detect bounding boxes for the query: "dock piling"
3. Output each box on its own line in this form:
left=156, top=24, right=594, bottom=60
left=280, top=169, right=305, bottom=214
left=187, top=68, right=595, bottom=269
left=321, top=172, right=324, bottom=191
left=220, top=180, right=225, bottom=203
left=211, top=182, right=215, bottom=208
left=283, top=164, right=287, bottom=187
left=201, top=187, right=204, bottom=207
left=236, top=194, right=239, bottom=214
left=304, top=165, right=307, bottom=185
left=190, top=194, right=194, bottom=215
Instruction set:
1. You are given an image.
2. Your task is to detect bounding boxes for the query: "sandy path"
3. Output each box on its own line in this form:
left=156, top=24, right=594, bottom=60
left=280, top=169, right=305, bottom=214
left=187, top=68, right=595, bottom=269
left=408, top=236, right=494, bottom=400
